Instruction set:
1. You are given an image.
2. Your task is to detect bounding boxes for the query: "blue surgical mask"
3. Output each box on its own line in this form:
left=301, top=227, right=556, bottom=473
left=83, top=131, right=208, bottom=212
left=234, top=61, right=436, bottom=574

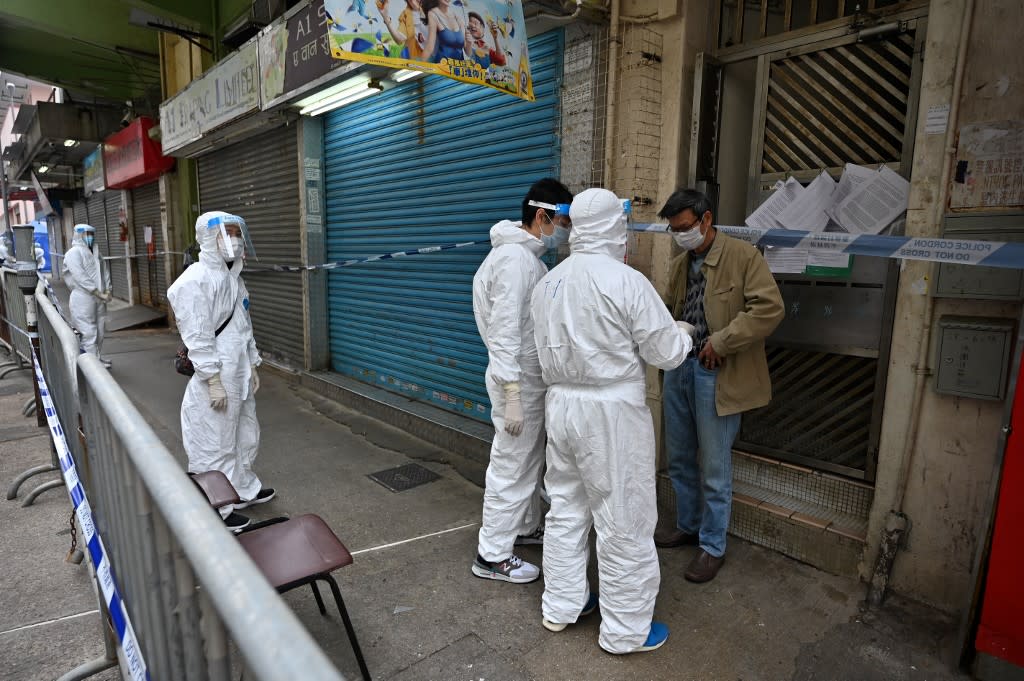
left=540, top=215, right=570, bottom=250
left=84, top=235, right=95, bottom=248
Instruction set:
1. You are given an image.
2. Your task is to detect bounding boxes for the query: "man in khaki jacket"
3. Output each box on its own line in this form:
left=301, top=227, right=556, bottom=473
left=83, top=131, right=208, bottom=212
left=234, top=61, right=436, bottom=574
left=653, top=189, right=784, bottom=583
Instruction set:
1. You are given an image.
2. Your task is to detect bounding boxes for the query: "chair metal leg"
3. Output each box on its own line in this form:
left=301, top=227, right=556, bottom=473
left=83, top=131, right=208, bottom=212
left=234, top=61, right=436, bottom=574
left=310, top=580, right=327, bottom=615
left=324, top=574, right=371, bottom=681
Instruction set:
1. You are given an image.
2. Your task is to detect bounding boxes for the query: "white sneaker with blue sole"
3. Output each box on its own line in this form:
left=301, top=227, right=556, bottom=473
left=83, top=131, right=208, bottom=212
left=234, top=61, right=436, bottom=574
left=542, top=591, right=600, bottom=632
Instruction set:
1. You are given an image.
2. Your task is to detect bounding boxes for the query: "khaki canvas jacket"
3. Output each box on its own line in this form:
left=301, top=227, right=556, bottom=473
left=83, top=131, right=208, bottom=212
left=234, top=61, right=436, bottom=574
left=663, top=231, right=785, bottom=416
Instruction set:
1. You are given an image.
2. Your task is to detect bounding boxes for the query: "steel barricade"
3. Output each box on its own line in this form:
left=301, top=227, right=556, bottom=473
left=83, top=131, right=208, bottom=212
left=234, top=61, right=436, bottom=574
left=74, top=353, right=345, bottom=681
left=0, top=267, right=30, bottom=370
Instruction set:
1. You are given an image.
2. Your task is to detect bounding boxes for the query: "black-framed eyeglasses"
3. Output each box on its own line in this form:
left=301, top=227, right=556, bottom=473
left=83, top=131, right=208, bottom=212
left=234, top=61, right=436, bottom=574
left=668, top=214, right=704, bottom=233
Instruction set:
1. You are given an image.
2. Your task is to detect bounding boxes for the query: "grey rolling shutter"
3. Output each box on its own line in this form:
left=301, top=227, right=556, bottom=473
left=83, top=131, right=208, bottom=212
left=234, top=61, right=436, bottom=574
left=104, top=192, right=130, bottom=301
left=131, top=183, right=165, bottom=307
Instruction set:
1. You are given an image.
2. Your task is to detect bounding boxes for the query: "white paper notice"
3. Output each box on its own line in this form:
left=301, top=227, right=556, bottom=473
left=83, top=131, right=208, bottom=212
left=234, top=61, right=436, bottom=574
left=144, top=226, right=153, bottom=245
left=745, top=177, right=804, bottom=230
left=925, top=104, right=950, bottom=135
left=765, top=247, right=808, bottom=274
left=828, top=163, right=877, bottom=218
left=807, top=251, right=851, bottom=269
left=776, top=171, right=836, bottom=232
left=832, top=166, right=911, bottom=235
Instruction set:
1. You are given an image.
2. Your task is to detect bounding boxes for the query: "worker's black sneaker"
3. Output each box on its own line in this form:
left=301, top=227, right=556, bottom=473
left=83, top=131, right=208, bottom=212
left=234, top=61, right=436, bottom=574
left=224, top=512, right=251, bottom=533
left=515, top=525, right=544, bottom=546
left=235, top=488, right=276, bottom=509
left=471, top=554, right=540, bottom=583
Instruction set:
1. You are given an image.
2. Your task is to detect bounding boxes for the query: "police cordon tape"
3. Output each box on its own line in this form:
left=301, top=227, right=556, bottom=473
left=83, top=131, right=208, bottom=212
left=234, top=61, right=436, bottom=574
left=632, top=223, right=1024, bottom=270
left=33, top=353, right=149, bottom=681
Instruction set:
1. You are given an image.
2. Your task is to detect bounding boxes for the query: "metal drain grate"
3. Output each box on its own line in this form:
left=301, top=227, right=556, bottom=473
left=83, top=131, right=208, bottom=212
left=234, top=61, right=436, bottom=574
left=367, top=463, right=441, bottom=493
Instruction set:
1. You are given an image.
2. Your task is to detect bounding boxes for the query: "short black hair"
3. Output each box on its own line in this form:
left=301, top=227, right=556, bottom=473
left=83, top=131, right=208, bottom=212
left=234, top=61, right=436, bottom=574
left=522, top=178, right=573, bottom=226
left=658, top=189, right=713, bottom=221
left=468, top=11, right=484, bottom=26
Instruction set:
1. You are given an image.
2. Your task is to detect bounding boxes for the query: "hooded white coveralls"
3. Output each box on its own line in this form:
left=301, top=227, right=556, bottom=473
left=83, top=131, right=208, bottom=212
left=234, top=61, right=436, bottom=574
left=472, top=220, right=549, bottom=562
left=62, top=227, right=110, bottom=357
left=530, top=189, right=691, bottom=653
left=167, top=211, right=262, bottom=517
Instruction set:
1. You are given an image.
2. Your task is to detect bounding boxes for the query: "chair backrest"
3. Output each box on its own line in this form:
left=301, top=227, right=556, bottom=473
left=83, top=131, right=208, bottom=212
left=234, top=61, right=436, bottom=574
left=190, top=470, right=241, bottom=509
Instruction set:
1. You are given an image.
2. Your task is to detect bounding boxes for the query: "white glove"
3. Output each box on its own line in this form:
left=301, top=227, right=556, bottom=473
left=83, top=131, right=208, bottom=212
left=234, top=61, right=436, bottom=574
left=89, top=288, right=106, bottom=302
left=208, top=373, right=228, bottom=410
left=251, top=366, right=260, bottom=395
left=676, top=320, right=696, bottom=337
left=102, top=290, right=112, bottom=303
left=503, top=382, right=524, bottom=436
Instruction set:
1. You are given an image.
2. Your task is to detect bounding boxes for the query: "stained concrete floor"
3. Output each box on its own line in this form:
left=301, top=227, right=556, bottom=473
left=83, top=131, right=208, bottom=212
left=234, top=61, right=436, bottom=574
left=0, top=328, right=972, bottom=681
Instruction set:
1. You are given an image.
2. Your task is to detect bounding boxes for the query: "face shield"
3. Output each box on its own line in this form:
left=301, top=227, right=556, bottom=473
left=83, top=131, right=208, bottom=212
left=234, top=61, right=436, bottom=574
left=74, top=225, right=96, bottom=249
left=621, top=199, right=635, bottom=264
left=528, top=200, right=572, bottom=249
left=206, top=213, right=256, bottom=261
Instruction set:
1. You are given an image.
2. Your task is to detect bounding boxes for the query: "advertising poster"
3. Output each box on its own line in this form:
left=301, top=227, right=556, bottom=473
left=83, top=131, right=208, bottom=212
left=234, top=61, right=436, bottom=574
left=324, top=0, right=533, bottom=101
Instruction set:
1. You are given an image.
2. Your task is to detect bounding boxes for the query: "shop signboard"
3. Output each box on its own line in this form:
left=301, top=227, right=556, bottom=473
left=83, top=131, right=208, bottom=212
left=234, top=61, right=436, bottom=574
left=160, top=42, right=261, bottom=154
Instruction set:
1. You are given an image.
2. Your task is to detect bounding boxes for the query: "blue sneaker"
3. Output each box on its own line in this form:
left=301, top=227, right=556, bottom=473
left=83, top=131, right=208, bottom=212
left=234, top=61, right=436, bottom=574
left=542, top=591, right=599, bottom=632
left=634, top=622, right=669, bottom=652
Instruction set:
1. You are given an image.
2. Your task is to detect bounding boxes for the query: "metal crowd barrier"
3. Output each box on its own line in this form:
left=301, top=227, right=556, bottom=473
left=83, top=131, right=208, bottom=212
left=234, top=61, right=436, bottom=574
left=59, top=342, right=345, bottom=679
left=0, top=266, right=31, bottom=373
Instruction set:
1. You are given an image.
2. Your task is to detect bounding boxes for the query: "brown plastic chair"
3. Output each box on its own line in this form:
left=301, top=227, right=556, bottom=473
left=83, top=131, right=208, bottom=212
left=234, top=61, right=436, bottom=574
left=189, top=472, right=371, bottom=681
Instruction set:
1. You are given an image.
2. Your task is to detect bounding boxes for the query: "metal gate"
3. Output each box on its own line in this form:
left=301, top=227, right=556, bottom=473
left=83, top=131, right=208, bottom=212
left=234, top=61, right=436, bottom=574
left=104, top=191, right=130, bottom=301
left=85, top=195, right=110, bottom=292
left=693, top=19, right=925, bottom=480
left=323, top=30, right=563, bottom=421
left=197, top=125, right=304, bottom=366
left=131, top=182, right=165, bottom=307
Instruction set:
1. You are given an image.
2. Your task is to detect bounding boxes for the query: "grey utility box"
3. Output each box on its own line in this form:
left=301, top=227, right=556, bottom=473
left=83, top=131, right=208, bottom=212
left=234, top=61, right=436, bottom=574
left=935, top=213, right=1024, bottom=301
left=934, top=316, right=1016, bottom=401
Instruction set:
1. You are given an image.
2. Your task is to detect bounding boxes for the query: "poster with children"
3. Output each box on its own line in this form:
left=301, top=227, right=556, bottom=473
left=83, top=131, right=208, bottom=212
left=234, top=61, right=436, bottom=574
left=324, top=0, right=534, bottom=101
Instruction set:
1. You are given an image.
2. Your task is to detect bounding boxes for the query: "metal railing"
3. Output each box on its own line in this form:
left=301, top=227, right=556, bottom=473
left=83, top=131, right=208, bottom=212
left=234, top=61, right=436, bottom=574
left=73, top=351, right=345, bottom=680
left=0, top=266, right=31, bottom=367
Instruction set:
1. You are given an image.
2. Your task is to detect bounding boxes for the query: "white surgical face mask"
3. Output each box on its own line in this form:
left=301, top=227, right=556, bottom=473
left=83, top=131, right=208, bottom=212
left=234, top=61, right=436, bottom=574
left=221, top=235, right=244, bottom=260
left=672, top=224, right=705, bottom=251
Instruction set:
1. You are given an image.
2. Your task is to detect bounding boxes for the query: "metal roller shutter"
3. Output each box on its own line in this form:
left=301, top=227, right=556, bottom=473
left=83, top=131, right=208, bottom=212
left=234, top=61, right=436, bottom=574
left=323, top=29, right=563, bottom=421
left=73, top=200, right=87, bottom=226
left=131, top=183, right=165, bottom=307
left=197, top=126, right=303, bottom=366
left=103, top=191, right=129, bottom=301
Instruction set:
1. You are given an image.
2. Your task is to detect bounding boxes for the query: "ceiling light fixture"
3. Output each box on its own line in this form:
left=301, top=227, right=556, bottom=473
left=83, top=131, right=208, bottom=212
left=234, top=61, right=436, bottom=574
left=299, top=77, right=384, bottom=117
left=392, top=69, right=426, bottom=83
left=37, top=165, right=49, bottom=174
left=64, top=139, right=78, bottom=147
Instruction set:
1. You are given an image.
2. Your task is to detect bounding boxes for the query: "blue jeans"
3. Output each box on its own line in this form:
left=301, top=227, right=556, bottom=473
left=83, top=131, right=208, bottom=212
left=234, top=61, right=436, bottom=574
left=663, top=357, right=741, bottom=558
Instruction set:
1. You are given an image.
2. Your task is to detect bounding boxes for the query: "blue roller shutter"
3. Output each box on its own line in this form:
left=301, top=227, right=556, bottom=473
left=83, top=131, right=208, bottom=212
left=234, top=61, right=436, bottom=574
left=324, top=29, right=563, bottom=421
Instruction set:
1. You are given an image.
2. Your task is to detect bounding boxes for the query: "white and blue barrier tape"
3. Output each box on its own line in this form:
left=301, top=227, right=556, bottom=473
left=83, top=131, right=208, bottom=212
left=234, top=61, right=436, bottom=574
left=33, top=354, right=149, bottom=681
left=242, top=224, right=1023, bottom=273
left=631, top=223, right=1024, bottom=270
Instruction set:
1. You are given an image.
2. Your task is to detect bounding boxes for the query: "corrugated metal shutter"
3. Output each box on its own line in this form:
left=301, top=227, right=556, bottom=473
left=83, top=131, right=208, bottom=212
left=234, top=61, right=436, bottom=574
left=197, top=125, right=303, bottom=366
left=323, top=30, right=563, bottom=421
left=131, top=183, right=165, bottom=307
left=73, top=200, right=87, bottom=225
left=104, top=191, right=130, bottom=301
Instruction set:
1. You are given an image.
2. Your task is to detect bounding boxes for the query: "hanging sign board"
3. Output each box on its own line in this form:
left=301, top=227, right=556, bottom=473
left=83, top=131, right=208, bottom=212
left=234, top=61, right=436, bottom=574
left=159, top=42, right=261, bottom=154
left=324, top=0, right=533, bottom=101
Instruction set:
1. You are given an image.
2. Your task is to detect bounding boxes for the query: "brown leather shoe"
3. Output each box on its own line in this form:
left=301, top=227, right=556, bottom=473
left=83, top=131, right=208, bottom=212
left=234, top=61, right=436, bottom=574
left=684, top=549, right=725, bottom=583
left=654, top=527, right=699, bottom=548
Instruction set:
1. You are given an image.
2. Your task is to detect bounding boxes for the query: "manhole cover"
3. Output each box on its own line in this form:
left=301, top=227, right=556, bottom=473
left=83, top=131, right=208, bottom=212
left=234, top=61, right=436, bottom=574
left=367, top=463, right=441, bottom=492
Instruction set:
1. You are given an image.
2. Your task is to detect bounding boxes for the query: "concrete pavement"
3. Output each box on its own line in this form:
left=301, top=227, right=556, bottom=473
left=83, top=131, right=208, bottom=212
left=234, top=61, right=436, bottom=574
left=1, top=325, right=971, bottom=680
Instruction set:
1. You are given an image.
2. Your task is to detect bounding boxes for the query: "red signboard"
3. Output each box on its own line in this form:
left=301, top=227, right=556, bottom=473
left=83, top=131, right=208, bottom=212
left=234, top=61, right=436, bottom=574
left=102, top=116, right=175, bottom=190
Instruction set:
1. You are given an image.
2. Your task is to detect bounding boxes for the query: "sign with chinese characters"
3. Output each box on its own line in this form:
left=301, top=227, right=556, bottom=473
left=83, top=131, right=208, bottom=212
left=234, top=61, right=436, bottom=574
left=159, top=42, right=261, bottom=155
left=103, top=117, right=175, bottom=190
left=83, top=147, right=105, bottom=195
left=324, top=0, right=533, bottom=101
left=951, top=120, right=1024, bottom=209
left=260, top=0, right=358, bottom=109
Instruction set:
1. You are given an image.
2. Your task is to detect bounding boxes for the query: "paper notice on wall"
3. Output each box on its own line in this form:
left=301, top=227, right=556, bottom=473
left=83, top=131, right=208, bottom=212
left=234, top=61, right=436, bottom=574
left=807, top=251, right=851, bottom=269
left=144, top=226, right=153, bottom=245
left=745, top=177, right=804, bottom=230
left=832, top=166, right=910, bottom=234
left=827, top=163, right=877, bottom=223
left=776, top=171, right=836, bottom=232
left=765, top=247, right=808, bottom=274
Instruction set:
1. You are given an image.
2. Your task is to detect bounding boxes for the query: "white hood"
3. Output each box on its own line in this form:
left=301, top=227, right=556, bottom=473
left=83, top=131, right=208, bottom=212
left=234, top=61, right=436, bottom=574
left=489, top=219, right=546, bottom=256
left=568, top=188, right=627, bottom=260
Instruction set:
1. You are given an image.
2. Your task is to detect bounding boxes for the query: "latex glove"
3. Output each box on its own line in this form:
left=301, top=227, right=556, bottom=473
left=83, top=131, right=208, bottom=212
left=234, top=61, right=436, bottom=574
left=102, top=290, right=112, bottom=303
left=89, top=288, right=105, bottom=302
left=208, top=373, right=228, bottom=410
left=251, top=366, right=260, bottom=395
left=503, top=382, right=524, bottom=436
left=676, top=320, right=696, bottom=338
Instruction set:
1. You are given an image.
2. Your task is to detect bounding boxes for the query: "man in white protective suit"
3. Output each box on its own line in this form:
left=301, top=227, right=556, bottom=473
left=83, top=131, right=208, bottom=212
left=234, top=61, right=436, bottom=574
left=167, top=211, right=274, bottom=533
left=62, top=224, right=112, bottom=367
left=530, top=188, right=694, bottom=654
left=471, top=178, right=573, bottom=584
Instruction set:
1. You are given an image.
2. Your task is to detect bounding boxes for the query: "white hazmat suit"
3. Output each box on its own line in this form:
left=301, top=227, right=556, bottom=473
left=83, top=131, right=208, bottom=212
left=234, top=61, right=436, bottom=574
left=472, top=220, right=548, bottom=568
left=62, top=225, right=111, bottom=358
left=167, top=211, right=262, bottom=518
left=531, top=188, right=692, bottom=653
